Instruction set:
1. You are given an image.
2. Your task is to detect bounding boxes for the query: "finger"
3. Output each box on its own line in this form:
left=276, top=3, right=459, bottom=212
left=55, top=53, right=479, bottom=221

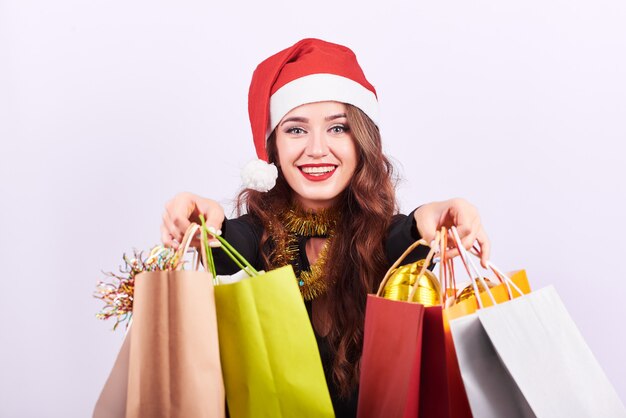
left=476, top=228, right=491, bottom=268
left=461, top=231, right=479, bottom=252
left=444, top=226, right=474, bottom=261
left=160, top=224, right=178, bottom=249
left=170, top=198, right=193, bottom=231
left=457, top=213, right=481, bottom=247
left=445, top=248, right=459, bottom=261
left=452, top=217, right=474, bottom=239
left=162, top=211, right=185, bottom=243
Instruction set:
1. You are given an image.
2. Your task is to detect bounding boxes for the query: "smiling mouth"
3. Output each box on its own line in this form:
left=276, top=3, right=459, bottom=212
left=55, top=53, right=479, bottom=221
left=297, top=164, right=338, bottom=181
left=299, top=165, right=337, bottom=176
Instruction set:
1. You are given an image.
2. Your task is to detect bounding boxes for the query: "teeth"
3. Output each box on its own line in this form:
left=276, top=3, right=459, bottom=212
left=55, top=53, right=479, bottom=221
left=301, top=166, right=335, bottom=174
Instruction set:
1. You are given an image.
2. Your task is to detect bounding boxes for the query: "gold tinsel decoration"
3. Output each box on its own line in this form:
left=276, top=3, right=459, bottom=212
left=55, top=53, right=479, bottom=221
left=268, top=219, right=300, bottom=270
left=281, top=206, right=339, bottom=236
left=298, top=237, right=333, bottom=301
left=268, top=205, right=339, bottom=301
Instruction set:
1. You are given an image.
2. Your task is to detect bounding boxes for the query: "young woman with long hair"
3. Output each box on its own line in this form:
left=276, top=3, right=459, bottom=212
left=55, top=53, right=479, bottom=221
left=160, top=38, right=490, bottom=417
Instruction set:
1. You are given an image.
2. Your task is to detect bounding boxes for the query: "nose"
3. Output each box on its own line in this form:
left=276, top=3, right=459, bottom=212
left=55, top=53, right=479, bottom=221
left=305, top=129, right=329, bottom=158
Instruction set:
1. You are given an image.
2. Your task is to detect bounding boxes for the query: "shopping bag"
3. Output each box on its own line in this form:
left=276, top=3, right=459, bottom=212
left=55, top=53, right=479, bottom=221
left=205, top=222, right=334, bottom=418
left=358, top=293, right=425, bottom=418
left=418, top=305, right=453, bottom=418
left=93, top=223, right=226, bottom=418
left=442, top=270, right=531, bottom=417
left=93, top=332, right=131, bottom=418
left=447, top=270, right=535, bottom=418
left=448, top=227, right=626, bottom=417
left=358, top=238, right=444, bottom=418
left=420, top=230, right=472, bottom=418
left=445, top=228, right=535, bottom=417
left=450, top=315, right=535, bottom=418
left=478, top=286, right=626, bottom=417
left=446, top=227, right=533, bottom=417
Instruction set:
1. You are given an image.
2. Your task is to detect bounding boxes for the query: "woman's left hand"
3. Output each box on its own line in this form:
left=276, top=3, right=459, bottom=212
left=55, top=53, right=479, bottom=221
left=414, top=198, right=490, bottom=267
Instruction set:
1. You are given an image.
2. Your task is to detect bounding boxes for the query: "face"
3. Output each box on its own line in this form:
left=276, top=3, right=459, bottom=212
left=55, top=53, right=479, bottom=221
left=275, top=101, right=358, bottom=210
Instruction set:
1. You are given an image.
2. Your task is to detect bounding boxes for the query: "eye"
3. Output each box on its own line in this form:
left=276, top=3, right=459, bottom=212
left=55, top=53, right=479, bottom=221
left=329, top=124, right=349, bottom=134
left=285, top=127, right=306, bottom=135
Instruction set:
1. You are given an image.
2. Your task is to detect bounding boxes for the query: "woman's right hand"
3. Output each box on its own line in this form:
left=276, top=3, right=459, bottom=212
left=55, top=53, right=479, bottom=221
left=160, top=192, right=225, bottom=249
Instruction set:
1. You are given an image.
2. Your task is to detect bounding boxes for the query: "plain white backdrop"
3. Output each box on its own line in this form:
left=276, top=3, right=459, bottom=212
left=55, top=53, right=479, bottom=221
left=1, top=0, right=625, bottom=416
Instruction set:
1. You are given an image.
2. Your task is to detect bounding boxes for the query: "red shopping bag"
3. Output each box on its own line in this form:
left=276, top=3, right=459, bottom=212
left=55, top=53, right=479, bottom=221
left=415, top=303, right=472, bottom=418
left=358, top=239, right=440, bottom=418
left=358, top=295, right=425, bottom=418
left=420, top=229, right=472, bottom=418
left=359, top=229, right=477, bottom=418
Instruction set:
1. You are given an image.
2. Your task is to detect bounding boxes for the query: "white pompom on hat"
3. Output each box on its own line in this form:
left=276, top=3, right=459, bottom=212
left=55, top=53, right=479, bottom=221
left=241, top=159, right=278, bottom=192
left=242, top=38, right=379, bottom=192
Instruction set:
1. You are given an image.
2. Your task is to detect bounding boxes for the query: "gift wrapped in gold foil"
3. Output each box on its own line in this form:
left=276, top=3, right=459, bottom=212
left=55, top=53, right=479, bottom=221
left=382, top=259, right=442, bottom=306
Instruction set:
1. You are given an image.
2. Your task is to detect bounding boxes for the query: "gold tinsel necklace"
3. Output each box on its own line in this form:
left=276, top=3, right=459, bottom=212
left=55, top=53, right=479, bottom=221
left=270, top=205, right=339, bottom=301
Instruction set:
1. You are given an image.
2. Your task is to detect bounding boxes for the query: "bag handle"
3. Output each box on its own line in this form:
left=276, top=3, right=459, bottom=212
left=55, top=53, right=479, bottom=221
left=450, top=226, right=496, bottom=309
left=437, top=227, right=459, bottom=306
left=376, top=231, right=441, bottom=299
left=475, top=257, right=522, bottom=306
left=469, top=245, right=524, bottom=299
left=199, top=215, right=259, bottom=282
left=169, top=223, right=216, bottom=279
left=449, top=227, right=524, bottom=309
left=407, top=231, right=441, bottom=301
left=172, top=223, right=202, bottom=271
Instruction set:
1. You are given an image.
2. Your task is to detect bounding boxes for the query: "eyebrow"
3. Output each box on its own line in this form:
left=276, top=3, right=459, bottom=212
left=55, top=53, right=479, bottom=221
left=279, top=113, right=347, bottom=127
left=280, top=116, right=308, bottom=126
left=325, top=113, right=347, bottom=121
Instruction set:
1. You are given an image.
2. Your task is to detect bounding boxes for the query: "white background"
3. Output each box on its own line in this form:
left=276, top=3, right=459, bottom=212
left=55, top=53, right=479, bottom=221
left=1, top=0, right=625, bottom=416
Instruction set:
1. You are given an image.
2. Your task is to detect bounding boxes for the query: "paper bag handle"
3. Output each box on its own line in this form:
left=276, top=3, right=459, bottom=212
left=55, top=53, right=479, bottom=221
left=450, top=227, right=496, bottom=309
left=173, top=224, right=199, bottom=269
left=464, top=240, right=524, bottom=300
left=407, top=232, right=441, bottom=301
left=449, top=227, right=524, bottom=309
left=376, top=232, right=440, bottom=298
left=438, top=227, right=460, bottom=306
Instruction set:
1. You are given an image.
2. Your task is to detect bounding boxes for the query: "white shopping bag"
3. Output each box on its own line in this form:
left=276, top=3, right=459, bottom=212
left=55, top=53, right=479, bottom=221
left=478, top=286, right=626, bottom=418
left=450, top=315, right=535, bottom=418
left=448, top=226, right=625, bottom=418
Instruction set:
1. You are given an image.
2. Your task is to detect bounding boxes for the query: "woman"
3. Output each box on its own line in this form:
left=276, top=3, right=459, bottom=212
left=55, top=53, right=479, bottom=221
left=161, top=38, right=490, bottom=417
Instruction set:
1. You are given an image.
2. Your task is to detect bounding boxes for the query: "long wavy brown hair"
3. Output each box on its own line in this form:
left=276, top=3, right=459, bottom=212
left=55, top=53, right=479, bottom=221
left=236, top=103, right=397, bottom=397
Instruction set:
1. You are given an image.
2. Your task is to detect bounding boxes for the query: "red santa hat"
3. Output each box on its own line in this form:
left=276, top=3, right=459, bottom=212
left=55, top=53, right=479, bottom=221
left=248, top=38, right=379, bottom=162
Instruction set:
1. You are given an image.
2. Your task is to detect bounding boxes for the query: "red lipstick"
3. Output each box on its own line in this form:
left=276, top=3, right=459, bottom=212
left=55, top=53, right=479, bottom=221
left=298, top=164, right=337, bottom=182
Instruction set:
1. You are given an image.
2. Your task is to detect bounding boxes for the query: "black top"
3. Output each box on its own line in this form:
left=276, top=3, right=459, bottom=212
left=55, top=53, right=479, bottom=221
left=213, top=210, right=428, bottom=418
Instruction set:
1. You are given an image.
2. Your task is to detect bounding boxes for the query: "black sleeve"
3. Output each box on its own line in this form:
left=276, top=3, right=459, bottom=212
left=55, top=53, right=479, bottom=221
left=385, top=208, right=431, bottom=266
left=213, top=214, right=264, bottom=275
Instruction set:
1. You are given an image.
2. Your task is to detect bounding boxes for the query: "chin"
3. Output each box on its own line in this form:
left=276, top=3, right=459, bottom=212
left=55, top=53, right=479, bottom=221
left=293, top=187, right=346, bottom=209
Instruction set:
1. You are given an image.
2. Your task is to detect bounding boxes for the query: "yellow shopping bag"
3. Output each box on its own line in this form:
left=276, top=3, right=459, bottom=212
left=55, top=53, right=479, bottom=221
left=201, top=218, right=334, bottom=418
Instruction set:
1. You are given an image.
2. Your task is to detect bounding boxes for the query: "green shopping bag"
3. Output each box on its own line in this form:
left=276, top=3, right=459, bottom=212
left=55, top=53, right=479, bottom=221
left=200, top=218, right=334, bottom=418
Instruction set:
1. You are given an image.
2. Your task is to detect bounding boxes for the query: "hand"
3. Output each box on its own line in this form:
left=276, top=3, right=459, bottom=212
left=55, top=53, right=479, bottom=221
left=160, top=192, right=225, bottom=250
left=413, top=198, right=491, bottom=267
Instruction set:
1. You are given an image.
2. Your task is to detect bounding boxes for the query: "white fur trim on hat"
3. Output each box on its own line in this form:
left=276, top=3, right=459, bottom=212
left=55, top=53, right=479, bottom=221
left=268, top=73, right=379, bottom=138
left=241, top=159, right=278, bottom=192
